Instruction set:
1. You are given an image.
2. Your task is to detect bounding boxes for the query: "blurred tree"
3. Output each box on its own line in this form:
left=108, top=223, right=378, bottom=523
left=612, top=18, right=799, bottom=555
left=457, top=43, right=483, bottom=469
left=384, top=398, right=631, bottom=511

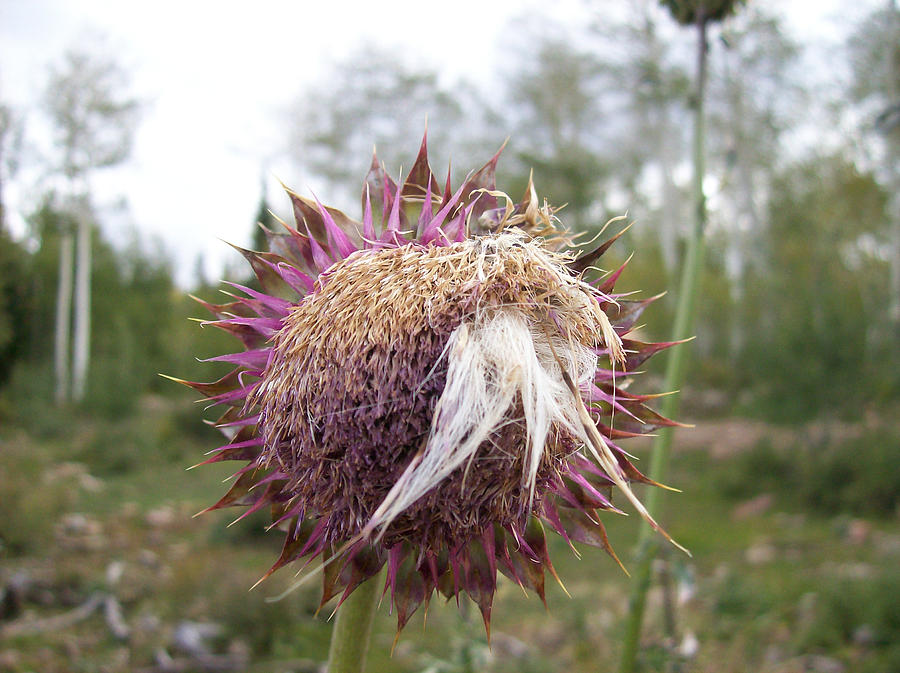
left=705, top=8, right=802, bottom=356
left=0, top=93, right=29, bottom=391
left=847, top=0, right=900, bottom=325
left=586, top=5, right=692, bottom=273
left=289, top=45, right=499, bottom=211
left=620, top=2, right=744, bottom=671
left=24, top=196, right=179, bottom=417
left=502, top=33, right=611, bottom=231
left=192, top=253, right=209, bottom=289
left=42, top=48, right=140, bottom=403
left=0, top=228, right=32, bottom=389
left=53, top=207, right=75, bottom=404
left=91, top=226, right=177, bottom=413
left=741, top=156, right=891, bottom=419
left=847, top=1, right=900, bottom=126
left=251, top=173, right=276, bottom=253
left=0, top=95, right=23, bottom=232
left=26, top=198, right=70, bottom=358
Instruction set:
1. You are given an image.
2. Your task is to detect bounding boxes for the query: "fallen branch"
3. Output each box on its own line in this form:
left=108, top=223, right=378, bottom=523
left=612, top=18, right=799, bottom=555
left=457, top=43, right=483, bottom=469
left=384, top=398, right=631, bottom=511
left=104, top=595, right=130, bottom=640
left=133, top=651, right=320, bottom=673
left=0, top=592, right=104, bottom=639
left=132, top=649, right=251, bottom=673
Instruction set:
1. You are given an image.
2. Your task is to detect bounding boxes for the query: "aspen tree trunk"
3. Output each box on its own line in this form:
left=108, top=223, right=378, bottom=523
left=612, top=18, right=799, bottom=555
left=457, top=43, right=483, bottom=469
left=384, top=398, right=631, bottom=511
left=887, top=0, right=900, bottom=325
left=54, top=230, right=74, bottom=404
left=72, top=199, right=91, bottom=402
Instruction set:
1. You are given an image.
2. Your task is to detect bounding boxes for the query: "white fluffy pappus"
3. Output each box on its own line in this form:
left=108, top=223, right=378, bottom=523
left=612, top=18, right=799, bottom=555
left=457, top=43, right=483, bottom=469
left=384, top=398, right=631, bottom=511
left=364, top=302, right=689, bottom=556
left=364, top=305, right=596, bottom=539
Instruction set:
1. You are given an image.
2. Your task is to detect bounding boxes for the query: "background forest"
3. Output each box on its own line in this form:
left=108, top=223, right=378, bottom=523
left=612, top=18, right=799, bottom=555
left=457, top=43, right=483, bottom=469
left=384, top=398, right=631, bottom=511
left=1, top=1, right=898, bottom=672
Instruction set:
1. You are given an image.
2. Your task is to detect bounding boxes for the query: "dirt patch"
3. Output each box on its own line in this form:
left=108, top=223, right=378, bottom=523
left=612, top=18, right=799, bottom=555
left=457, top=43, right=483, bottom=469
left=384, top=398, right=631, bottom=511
left=672, top=418, right=793, bottom=458
left=669, top=412, right=885, bottom=459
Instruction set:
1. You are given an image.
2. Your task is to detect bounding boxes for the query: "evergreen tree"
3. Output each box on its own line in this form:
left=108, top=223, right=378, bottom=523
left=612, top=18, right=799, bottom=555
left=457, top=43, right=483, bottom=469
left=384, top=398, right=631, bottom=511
left=0, top=227, right=32, bottom=388
left=251, top=174, right=276, bottom=252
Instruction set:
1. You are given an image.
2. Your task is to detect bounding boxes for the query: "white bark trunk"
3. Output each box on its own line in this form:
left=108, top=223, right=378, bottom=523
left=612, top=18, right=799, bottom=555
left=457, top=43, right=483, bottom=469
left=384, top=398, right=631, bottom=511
left=659, top=110, right=681, bottom=274
left=72, top=205, right=91, bottom=402
left=887, top=0, right=900, bottom=325
left=54, top=230, right=74, bottom=404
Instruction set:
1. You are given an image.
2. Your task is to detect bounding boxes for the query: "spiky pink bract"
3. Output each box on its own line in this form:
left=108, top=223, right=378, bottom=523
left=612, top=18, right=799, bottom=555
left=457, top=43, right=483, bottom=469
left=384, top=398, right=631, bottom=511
left=179, top=136, right=681, bottom=635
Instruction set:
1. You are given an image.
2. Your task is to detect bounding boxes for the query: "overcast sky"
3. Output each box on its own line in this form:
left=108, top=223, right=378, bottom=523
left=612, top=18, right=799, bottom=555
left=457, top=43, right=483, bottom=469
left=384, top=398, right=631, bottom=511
left=0, top=0, right=874, bottom=286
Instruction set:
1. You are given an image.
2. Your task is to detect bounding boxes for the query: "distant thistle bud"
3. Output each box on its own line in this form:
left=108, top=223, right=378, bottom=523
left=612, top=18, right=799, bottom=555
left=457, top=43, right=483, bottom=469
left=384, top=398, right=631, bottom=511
left=176, top=135, right=685, bottom=635
left=660, top=0, right=744, bottom=25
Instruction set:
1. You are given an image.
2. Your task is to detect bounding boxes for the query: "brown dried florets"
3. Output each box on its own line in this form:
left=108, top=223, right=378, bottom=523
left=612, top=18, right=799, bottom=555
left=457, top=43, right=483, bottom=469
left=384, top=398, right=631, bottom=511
left=178, top=137, right=684, bottom=634
left=254, top=236, right=599, bottom=550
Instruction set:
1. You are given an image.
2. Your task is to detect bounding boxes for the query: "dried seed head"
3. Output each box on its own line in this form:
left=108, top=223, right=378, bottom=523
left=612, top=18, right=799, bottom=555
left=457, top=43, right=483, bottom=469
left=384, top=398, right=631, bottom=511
left=253, top=234, right=607, bottom=551
left=179, top=135, right=683, bottom=635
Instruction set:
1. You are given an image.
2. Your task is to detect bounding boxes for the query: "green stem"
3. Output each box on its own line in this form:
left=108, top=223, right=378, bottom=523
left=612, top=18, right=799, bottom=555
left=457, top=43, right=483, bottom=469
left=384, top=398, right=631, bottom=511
left=326, top=574, right=381, bottom=673
left=618, top=12, right=709, bottom=673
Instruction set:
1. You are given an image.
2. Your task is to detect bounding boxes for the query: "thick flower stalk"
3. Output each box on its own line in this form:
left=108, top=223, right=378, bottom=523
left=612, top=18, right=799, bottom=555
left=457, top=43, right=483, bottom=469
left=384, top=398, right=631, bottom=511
left=176, top=137, right=684, bottom=635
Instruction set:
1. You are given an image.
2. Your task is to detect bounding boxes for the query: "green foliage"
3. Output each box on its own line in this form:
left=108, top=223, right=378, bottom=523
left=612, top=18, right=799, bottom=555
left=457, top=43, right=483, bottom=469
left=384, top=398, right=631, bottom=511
left=0, top=226, right=33, bottom=388
left=15, top=198, right=74, bottom=360
left=716, top=422, right=900, bottom=518
left=86, top=227, right=177, bottom=413
left=0, top=196, right=216, bottom=426
left=796, top=426, right=900, bottom=518
left=738, top=156, right=894, bottom=420
left=0, top=433, right=73, bottom=554
left=72, top=411, right=184, bottom=476
left=216, top=583, right=322, bottom=657
left=1, top=361, right=71, bottom=436
left=798, top=571, right=900, bottom=673
left=712, top=570, right=770, bottom=618
left=716, top=439, right=796, bottom=500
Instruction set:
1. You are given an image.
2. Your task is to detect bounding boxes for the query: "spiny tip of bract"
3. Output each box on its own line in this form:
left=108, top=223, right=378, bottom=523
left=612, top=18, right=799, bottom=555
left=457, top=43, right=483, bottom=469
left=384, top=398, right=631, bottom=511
left=175, top=133, right=692, bottom=637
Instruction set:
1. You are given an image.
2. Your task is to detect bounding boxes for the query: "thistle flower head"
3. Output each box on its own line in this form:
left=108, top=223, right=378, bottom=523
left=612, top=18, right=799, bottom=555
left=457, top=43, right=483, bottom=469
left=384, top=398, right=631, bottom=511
left=177, top=135, right=683, bottom=635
